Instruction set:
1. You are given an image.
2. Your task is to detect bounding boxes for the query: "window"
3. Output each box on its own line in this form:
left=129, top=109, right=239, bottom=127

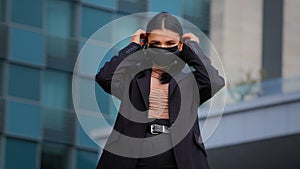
left=0, top=24, right=8, bottom=58
left=111, top=13, right=147, bottom=43
left=10, top=0, right=43, bottom=28
left=76, top=150, right=98, bottom=169
left=8, top=64, right=40, bottom=101
left=0, top=98, right=4, bottom=133
left=0, top=61, right=3, bottom=133
left=41, top=143, right=70, bottom=169
left=119, top=0, right=148, bottom=13
left=42, top=69, right=75, bottom=144
left=42, top=69, right=72, bottom=110
left=183, top=0, right=210, bottom=35
left=0, top=0, right=4, bottom=21
left=47, top=0, right=74, bottom=38
left=148, top=0, right=180, bottom=15
left=82, top=0, right=117, bottom=10
left=0, top=60, right=4, bottom=96
left=6, top=101, right=41, bottom=139
left=46, top=0, right=77, bottom=70
left=5, top=138, right=38, bottom=169
left=46, top=0, right=77, bottom=62
left=9, top=27, right=45, bottom=66
left=76, top=124, right=98, bottom=148
left=81, top=6, right=112, bottom=38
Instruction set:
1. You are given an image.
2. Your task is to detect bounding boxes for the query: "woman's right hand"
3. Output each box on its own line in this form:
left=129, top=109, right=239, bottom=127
left=130, top=29, right=146, bottom=46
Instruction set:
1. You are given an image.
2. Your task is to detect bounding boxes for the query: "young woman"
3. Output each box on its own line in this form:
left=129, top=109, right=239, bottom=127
left=95, top=12, right=225, bottom=169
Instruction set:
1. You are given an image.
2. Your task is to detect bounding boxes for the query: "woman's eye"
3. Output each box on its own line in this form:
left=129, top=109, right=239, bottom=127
left=167, top=42, right=176, bottom=46
left=150, top=42, right=160, bottom=46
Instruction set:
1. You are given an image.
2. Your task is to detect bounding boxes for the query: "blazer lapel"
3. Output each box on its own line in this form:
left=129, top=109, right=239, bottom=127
left=168, top=72, right=189, bottom=99
left=136, top=69, right=151, bottom=109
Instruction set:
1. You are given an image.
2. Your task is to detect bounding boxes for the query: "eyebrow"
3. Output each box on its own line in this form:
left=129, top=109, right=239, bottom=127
left=149, top=40, right=176, bottom=43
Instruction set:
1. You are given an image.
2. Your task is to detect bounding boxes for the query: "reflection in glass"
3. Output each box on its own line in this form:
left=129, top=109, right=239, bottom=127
left=5, top=138, right=37, bottom=169
left=41, top=143, right=70, bottom=169
left=81, top=7, right=112, bottom=38
left=42, top=69, right=75, bottom=144
left=76, top=150, right=98, bottom=169
left=0, top=24, right=7, bottom=58
left=82, top=0, right=117, bottom=10
left=119, top=0, right=147, bottom=13
left=8, top=64, right=40, bottom=101
left=42, top=69, right=72, bottom=110
left=0, top=0, right=3, bottom=21
left=9, top=27, right=45, bottom=66
left=7, top=101, right=41, bottom=139
left=11, top=0, right=43, bottom=27
left=183, top=0, right=210, bottom=35
left=46, top=0, right=77, bottom=60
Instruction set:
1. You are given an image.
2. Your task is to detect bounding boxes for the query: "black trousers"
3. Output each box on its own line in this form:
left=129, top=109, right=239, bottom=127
left=135, top=119, right=178, bottom=169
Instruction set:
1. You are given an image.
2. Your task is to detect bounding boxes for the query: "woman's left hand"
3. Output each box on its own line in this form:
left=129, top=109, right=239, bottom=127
left=182, top=33, right=199, bottom=44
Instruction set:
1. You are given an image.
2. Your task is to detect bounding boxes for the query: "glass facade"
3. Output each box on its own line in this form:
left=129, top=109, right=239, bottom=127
left=5, top=138, right=38, bottom=169
left=6, top=101, right=41, bottom=139
left=8, top=64, right=40, bottom=101
left=0, top=0, right=3, bottom=21
left=183, top=0, right=210, bottom=35
left=10, top=0, right=43, bottom=28
left=81, top=6, right=112, bottom=38
left=9, top=27, right=45, bottom=66
left=0, top=0, right=212, bottom=168
left=46, top=0, right=77, bottom=71
left=41, top=143, right=70, bottom=169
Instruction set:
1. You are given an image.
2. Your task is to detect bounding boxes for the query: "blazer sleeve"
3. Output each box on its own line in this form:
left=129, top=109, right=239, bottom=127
left=181, top=40, right=225, bottom=104
left=95, top=42, right=142, bottom=99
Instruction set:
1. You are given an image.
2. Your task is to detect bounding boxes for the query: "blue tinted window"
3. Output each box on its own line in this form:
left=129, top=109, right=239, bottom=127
left=118, top=0, right=147, bottom=13
left=42, top=109, right=75, bottom=144
left=82, top=0, right=117, bottom=10
left=46, top=0, right=77, bottom=61
left=11, top=0, right=43, bottom=27
left=0, top=98, right=4, bottom=132
left=0, top=25, right=8, bottom=58
left=9, top=27, right=45, bottom=66
left=8, top=64, right=40, bottom=101
left=76, top=150, right=98, bottom=169
left=0, top=0, right=3, bottom=21
left=5, top=138, right=38, bottom=169
left=42, top=69, right=72, bottom=110
left=41, top=143, right=70, bottom=169
left=0, top=60, right=4, bottom=96
left=149, top=0, right=181, bottom=15
left=6, top=101, right=41, bottom=138
left=183, top=0, right=210, bottom=34
left=47, top=0, right=74, bottom=37
left=77, top=124, right=98, bottom=148
left=42, top=69, right=74, bottom=143
left=81, top=7, right=112, bottom=38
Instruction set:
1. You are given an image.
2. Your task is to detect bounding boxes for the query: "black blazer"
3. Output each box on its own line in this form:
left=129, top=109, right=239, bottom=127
left=95, top=41, right=225, bottom=169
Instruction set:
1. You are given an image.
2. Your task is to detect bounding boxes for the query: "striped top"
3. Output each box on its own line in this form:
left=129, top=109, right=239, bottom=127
left=148, top=68, right=169, bottom=119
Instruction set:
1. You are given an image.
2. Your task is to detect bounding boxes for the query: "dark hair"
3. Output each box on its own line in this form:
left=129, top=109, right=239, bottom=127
left=146, top=12, right=183, bottom=37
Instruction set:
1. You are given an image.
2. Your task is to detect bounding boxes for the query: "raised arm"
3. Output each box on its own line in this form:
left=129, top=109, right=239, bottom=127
left=181, top=33, right=225, bottom=104
left=95, top=29, right=146, bottom=99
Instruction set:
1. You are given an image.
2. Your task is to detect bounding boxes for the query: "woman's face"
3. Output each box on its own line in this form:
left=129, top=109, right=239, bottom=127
left=148, top=29, right=183, bottom=51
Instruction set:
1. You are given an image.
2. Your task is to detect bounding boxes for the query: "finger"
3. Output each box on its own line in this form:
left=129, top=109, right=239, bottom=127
left=182, top=33, right=199, bottom=43
left=131, top=29, right=146, bottom=45
left=182, top=33, right=195, bottom=39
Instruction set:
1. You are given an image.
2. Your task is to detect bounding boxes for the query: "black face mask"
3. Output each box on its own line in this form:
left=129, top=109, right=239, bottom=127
left=146, top=44, right=181, bottom=67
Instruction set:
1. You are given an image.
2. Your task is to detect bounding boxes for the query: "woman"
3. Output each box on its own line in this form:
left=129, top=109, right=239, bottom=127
left=95, top=12, right=225, bottom=169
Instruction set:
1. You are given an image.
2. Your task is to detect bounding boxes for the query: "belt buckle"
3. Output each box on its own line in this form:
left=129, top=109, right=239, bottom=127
left=150, top=124, right=161, bottom=135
